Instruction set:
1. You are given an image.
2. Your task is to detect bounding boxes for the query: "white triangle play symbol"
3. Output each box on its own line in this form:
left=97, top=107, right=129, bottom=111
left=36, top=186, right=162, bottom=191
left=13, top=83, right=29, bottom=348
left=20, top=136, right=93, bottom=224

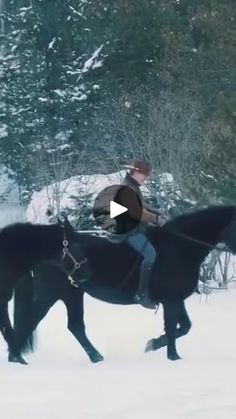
left=110, top=200, right=128, bottom=219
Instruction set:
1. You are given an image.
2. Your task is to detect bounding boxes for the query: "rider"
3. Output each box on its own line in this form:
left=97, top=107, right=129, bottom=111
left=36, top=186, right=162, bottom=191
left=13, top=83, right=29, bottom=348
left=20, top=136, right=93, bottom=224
left=115, top=159, right=166, bottom=309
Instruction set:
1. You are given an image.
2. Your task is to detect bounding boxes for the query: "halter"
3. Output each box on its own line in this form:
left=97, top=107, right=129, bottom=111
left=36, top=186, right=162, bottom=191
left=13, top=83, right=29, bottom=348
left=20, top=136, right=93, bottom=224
left=62, top=231, right=87, bottom=288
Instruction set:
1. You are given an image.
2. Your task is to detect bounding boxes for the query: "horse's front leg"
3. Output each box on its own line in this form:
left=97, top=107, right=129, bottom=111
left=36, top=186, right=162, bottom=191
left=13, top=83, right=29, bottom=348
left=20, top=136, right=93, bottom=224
left=0, top=302, right=27, bottom=365
left=145, top=300, right=191, bottom=357
left=65, top=290, right=104, bottom=364
left=163, top=300, right=181, bottom=360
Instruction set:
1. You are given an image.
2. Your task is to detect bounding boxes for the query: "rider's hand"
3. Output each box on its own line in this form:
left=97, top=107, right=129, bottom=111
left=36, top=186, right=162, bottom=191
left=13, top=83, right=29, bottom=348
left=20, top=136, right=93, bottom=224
left=156, top=214, right=167, bottom=227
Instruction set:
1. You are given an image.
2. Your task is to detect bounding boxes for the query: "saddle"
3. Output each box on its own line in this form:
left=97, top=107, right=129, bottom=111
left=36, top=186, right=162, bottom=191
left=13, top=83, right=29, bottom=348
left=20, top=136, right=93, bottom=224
left=105, top=233, right=129, bottom=244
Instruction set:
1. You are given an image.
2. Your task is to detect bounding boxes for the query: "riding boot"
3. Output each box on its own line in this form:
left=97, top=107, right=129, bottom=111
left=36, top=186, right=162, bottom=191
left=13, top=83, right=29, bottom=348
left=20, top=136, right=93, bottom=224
left=134, top=262, right=156, bottom=309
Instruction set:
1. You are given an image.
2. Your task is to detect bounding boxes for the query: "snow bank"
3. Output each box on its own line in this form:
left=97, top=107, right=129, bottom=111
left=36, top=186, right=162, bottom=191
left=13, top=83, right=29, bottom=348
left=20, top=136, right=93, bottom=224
left=26, top=171, right=127, bottom=224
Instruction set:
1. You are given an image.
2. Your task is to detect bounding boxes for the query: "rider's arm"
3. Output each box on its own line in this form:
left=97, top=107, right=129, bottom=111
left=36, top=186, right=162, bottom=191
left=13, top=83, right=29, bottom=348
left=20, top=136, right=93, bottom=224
left=142, top=206, right=167, bottom=226
left=144, top=203, right=168, bottom=224
left=141, top=208, right=158, bottom=223
left=144, top=204, right=162, bottom=216
left=118, top=188, right=157, bottom=223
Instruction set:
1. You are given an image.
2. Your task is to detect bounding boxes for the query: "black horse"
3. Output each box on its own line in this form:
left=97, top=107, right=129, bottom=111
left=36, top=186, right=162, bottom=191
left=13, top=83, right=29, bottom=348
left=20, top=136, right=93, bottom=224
left=13, top=205, right=236, bottom=363
left=0, top=221, right=81, bottom=364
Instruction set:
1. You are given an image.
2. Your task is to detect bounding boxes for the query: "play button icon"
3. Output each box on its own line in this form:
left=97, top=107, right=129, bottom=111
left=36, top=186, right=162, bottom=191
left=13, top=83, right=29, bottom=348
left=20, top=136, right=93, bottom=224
left=110, top=201, right=128, bottom=218
left=93, top=184, right=143, bottom=234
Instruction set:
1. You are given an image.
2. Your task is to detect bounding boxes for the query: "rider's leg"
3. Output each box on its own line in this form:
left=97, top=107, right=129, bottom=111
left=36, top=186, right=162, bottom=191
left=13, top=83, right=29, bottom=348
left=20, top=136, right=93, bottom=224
left=128, top=233, right=156, bottom=309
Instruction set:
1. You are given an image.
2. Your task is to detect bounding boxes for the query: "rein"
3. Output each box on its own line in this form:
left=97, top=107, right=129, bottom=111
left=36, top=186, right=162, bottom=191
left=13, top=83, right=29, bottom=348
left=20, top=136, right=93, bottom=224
left=167, top=229, right=230, bottom=253
left=62, top=233, right=87, bottom=288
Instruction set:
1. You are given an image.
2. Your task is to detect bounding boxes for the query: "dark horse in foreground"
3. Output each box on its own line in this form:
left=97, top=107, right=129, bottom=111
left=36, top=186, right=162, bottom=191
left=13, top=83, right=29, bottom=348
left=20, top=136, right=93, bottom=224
left=0, top=221, right=80, bottom=364
left=13, top=205, right=236, bottom=363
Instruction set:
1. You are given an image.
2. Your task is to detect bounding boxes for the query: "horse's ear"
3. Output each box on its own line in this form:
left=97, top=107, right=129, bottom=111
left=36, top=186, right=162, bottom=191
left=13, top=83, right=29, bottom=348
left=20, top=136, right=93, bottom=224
left=57, top=213, right=69, bottom=224
left=57, top=217, right=63, bottom=226
left=62, top=214, right=70, bottom=226
left=57, top=214, right=74, bottom=232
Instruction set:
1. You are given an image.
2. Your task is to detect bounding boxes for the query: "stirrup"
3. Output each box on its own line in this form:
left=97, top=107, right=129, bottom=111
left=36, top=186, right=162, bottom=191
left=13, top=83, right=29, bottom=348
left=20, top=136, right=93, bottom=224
left=134, top=293, right=156, bottom=310
left=134, top=293, right=143, bottom=303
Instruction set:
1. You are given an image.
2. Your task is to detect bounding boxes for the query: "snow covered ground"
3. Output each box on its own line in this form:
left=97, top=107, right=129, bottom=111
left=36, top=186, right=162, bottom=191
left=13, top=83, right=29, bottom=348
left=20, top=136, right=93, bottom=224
left=1, top=289, right=236, bottom=419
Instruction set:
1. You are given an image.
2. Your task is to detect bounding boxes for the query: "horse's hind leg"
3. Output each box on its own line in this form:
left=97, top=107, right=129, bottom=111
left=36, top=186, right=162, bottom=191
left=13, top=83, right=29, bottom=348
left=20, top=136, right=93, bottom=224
left=65, top=290, right=104, bottom=363
left=145, top=301, right=191, bottom=354
left=177, top=301, right=192, bottom=338
left=12, top=297, right=56, bottom=361
left=0, top=302, right=27, bottom=364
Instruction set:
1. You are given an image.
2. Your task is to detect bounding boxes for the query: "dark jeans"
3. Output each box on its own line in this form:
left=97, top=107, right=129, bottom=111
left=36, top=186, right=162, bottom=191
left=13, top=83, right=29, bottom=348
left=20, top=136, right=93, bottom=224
left=127, top=232, right=156, bottom=265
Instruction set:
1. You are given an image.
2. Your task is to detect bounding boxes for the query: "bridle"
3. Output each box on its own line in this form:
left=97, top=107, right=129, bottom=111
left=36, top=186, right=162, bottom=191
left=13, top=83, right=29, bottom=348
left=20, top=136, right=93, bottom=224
left=62, top=231, right=87, bottom=288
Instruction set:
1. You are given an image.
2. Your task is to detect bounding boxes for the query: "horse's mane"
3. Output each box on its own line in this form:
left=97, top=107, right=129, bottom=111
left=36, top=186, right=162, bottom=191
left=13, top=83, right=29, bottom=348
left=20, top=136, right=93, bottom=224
left=141, top=205, right=235, bottom=248
left=163, top=205, right=235, bottom=233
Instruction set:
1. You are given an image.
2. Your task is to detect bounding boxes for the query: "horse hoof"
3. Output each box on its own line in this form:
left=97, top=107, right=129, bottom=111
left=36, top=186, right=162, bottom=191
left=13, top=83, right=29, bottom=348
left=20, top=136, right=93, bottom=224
left=145, top=339, right=158, bottom=352
left=145, top=339, right=154, bottom=352
left=168, top=353, right=181, bottom=361
left=8, top=354, right=28, bottom=365
left=90, top=353, right=104, bottom=363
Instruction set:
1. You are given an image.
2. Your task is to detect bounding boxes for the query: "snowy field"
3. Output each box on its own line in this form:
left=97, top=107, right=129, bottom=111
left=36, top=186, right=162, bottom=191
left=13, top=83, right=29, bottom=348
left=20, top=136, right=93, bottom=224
left=1, top=172, right=236, bottom=418
left=1, top=290, right=236, bottom=419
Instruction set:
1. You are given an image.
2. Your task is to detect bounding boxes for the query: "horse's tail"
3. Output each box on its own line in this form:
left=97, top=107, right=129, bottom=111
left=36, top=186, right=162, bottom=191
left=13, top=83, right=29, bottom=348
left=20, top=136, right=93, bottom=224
left=14, top=271, right=36, bottom=353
